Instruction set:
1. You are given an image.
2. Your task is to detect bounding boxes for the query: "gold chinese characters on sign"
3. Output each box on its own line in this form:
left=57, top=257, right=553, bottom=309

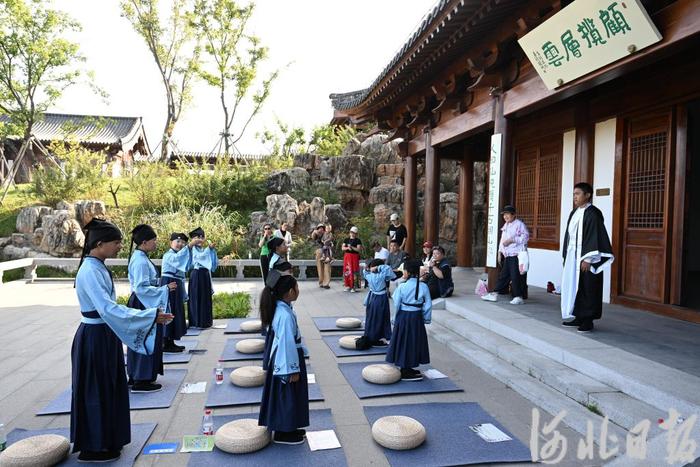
left=518, top=0, right=662, bottom=90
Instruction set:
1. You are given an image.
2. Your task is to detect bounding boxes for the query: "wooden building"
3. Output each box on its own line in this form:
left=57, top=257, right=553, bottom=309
left=331, top=0, right=700, bottom=321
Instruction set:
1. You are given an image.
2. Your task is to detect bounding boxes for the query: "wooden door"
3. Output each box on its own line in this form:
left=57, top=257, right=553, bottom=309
left=620, top=111, right=674, bottom=303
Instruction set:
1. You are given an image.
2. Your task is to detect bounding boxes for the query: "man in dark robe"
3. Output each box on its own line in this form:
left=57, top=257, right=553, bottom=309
left=561, top=182, right=614, bottom=333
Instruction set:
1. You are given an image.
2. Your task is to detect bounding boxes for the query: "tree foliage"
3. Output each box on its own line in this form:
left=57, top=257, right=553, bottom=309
left=191, top=0, right=277, bottom=155
left=259, top=120, right=357, bottom=158
left=0, top=0, right=88, bottom=139
left=120, top=0, right=201, bottom=161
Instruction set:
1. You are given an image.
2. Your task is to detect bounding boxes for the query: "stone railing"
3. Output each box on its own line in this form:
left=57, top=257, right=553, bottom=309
left=0, top=257, right=327, bottom=284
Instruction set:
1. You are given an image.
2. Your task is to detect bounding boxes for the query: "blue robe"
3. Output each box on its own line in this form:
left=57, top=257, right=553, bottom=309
left=268, top=252, right=281, bottom=272
left=126, top=249, right=169, bottom=382
left=386, top=278, right=432, bottom=369
left=161, top=246, right=191, bottom=340
left=258, top=301, right=309, bottom=432
left=188, top=246, right=217, bottom=328
left=362, top=265, right=395, bottom=342
left=71, top=256, right=158, bottom=453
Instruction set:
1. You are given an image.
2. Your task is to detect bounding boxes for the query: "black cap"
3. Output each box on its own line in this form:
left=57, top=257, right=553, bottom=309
left=170, top=232, right=188, bottom=242
left=84, top=218, right=122, bottom=250
left=131, top=224, right=157, bottom=245
left=189, top=227, right=205, bottom=238
left=267, top=237, right=285, bottom=251
left=500, top=205, right=516, bottom=214
left=404, top=259, right=422, bottom=275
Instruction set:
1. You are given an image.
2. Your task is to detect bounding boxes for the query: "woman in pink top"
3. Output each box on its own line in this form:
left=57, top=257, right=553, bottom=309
left=481, top=205, right=530, bottom=305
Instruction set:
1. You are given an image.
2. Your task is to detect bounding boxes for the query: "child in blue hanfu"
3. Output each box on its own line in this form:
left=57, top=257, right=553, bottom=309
left=187, top=227, right=217, bottom=329
left=126, top=224, right=173, bottom=393
left=362, top=258, right=396, bottom=347
left=160, top=232, right=193, bottom=353
left=266, top=236, right=288, bottom=274
left=386, top=259, right=432, bottom=381
left=258, top=272, right=309, bottom=445
left=71, top=219, right=172, bottom=463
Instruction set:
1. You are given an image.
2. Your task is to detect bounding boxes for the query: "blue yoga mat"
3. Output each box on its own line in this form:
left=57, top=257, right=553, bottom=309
left=205, top=365, right=324, bottom=408
left=338, top=361, right=463, bottom=399
left=364, top=403, right=531, bottom=466
left=187, top=409, right=346, bottom=467
left=6, top=423, right=156, bottom=467
left=312, top=316, right=365, bottom=332
left=184, top=328, right=202, bottom=336
left=221, top=337, right=308, bottom=362
left=36, top=369, right=187, bottom=415
left=163, top=339, right=198, bottom=364
left=224, top=318, right=265, bottom=334
left=321, top=335, right=387, bottom=357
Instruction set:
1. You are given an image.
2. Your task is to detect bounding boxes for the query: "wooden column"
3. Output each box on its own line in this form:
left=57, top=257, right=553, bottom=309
left=574, top=102, right=595, bottom=185
left=487, top=92, right=514, bottom=288
left=456, top=148, right=473, bottom=267
left=423, top=127, right=440, bottom=244
left=404, top=152, right=418, bottom=257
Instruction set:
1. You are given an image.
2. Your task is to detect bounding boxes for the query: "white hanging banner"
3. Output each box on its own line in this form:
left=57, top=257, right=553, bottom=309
left=486, top=134, right=502, bottom=269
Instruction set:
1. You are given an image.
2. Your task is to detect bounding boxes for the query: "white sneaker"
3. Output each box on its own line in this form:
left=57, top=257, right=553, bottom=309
left=510, top=297, right=524, bottom=305
left=350, top=288, right=357, bottom=293
left=481, top=293, right=497, bottom=302
left=344, top=287, right=351, bottom=292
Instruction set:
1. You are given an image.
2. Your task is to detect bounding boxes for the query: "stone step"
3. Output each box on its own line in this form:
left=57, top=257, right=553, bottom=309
left=442, top=298, right=700, bottom=418
left=431, top=309, right=664, bottom=436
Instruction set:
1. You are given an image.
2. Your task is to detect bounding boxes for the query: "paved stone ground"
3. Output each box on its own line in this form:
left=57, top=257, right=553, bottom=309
left=451, top=268, right=700, bottom=377
left=0, top=279, right=605, bottom=466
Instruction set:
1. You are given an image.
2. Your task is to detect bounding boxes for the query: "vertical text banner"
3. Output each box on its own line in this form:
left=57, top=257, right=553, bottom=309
left=518, top=0, right=661, bottom=90
left=486, top=133, right=502, bottom=269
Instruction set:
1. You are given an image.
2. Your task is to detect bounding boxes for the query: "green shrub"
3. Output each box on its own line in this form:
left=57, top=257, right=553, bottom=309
left=36, top=266, right=74, bottom=278
left=1, top=268, right=23, bottom=283
left=213, top=292, right=250, bottom=319
left=310, top=124, right=357, bottom=156
left=30, top=141, right=109, bottom=205
left=125, top=163, right=176, bottom=212
left=347, top=213, right=382, bottom=255
left=290, top=184, right=340, bottom=205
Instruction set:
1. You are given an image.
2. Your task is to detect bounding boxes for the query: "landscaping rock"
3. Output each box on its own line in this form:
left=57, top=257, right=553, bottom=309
left=369, top=185, right=403, bottom=205
left=266, top=167, right=310, bottom=194
left=319, top=160, right=333, bottom=180
left=330, top=155, right=374, bottom=192
left=0, top=237, right=10, bottom=248
left=11, top=233, right=26, bottom=247
left=341, top=137, right=362, bottom=156
left=337, top=188, right=368, bottom=212
left=293, top=153, right=322, bottom=172
left=373, top=204, right=404, bottom=231
left=74, top=200, right=106, bottom=227
left=55, top=201, right=75, bottom=218
left=439, top=192, right=459, bottom=249
left=324, top=204, right=348, bottom=233
left=265, top=194, right=299, bottom=230
left=32, top=228, right=44, bottom=248
left=2, top=244, right=31, bottom=260
left=39, top=211, right=84, bottom=257
left=295, top=197, right=326, bottom=236
left=16, top=206, right=43, bottom=234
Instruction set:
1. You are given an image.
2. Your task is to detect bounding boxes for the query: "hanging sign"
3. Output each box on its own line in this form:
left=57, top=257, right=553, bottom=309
left=518, top=0, right=661, bottom=90
left=486, top=134, right=502, bottom=269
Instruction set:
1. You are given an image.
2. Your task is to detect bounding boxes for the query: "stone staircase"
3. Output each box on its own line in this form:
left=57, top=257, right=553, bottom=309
left=426, top=297, right=700, bottom=466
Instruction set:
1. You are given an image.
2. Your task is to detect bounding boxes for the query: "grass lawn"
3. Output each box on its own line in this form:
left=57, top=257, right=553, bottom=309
left=116, top=291, right=250, bottom=319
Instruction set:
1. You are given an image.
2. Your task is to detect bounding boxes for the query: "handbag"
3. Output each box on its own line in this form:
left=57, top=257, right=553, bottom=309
left=517, top=249, right=529, bottom=275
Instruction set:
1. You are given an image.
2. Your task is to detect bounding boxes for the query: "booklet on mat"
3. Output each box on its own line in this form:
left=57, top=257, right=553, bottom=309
left=189, top=348, right=207, bottom=354
left=307, top=373, right=316, bottom=384
left=424, top=369, right=448, bottom=379
left=143, top=442, right=178, bottom=454
left=213, top=324, right=227, bottom=329
left=469, top=423, right=512, bottom=443
left=180, top=382, right=207, bottom=394
left=306, top=430, right=341, bottom=451
left=181, top=435, right=215, bottom=452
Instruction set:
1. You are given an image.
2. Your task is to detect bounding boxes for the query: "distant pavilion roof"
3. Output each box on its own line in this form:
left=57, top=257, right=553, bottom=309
left=329, top=0, right=526, bottom=120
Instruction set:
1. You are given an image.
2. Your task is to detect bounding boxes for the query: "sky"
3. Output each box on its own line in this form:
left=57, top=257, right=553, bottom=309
left=52, top=0, right=438, bottom=155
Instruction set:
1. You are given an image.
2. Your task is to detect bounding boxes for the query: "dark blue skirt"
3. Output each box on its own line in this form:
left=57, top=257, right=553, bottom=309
left=261, top=326, right=273, bottom=372
left=258, top=347, right=309, bottom=432
left=364, top=292, right=391, bottom=342
left=70, top=321, right=130, bottom=453
left=385, top=309, right=430, bottom=369
left=188, top=269, right=213, bottom=328
left=160, top=276, right=186, bottom=340
left=126, top=294, right=163, bottom=382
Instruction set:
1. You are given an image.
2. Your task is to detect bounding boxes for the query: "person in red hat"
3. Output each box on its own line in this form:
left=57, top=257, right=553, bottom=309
left=420, top=241, right=433, bottom=268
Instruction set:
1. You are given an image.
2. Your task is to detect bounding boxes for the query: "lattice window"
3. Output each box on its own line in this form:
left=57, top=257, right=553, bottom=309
left=627, top=131, right=667, bottom=229
left=515, top=139, right=562, bottom=249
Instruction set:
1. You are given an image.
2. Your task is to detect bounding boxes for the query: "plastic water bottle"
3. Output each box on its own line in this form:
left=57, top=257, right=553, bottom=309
left=248, top=251, right=252, bottom=259
left=215, top=360, right=224, bottom=385
left=0, top=423, right=6, bottom=452
left=202, top=409, right=214, bottom=435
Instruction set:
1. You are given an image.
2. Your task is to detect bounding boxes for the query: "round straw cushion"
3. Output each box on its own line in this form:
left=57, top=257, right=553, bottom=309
left=240, top=319, right=262, bottom=332
left=362, top=364, right=401, bottom=385
left=0, top=434, right=70, bottom=467
left=235, top=338, right=265, bottom=354
left=214, top=419, right=270, bottom=454
left=338, top=335, right=361, bottom=350
left=335, top=317, right=362, bottom=329
left=372, top=416, right=426, bottom=450
left=230, top=366, right=265, bottom=387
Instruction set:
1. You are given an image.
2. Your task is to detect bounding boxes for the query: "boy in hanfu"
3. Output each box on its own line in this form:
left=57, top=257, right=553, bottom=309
left=362, top=259, right=396, bottom=347
left=71, top=219, right=172, bottom=462
left=160, top=232, right=192, bottom=352
left=561, top=182, right=614, bottom=333
left=126, top=224, right=173, bottom=393
left=187, top=227, right=217, bottom=329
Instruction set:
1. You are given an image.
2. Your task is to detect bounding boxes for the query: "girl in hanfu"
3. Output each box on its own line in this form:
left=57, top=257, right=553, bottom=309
left=126, top=224, right=173, bottom=393
left=160, top=232, right=192, bottom=353
left=266, top=236, right=288, bottom=273
left=362, top=258, right=396, bottom=347
left=386, top=259, right=432, bottom=381
left=258, top=273, right=309, bottom=445
left=71, top=219, right=172, bottom=463
left=187, top=227, right=217, bottom=329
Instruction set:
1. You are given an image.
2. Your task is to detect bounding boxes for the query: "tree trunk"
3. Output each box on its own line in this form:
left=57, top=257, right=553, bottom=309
left=161, top=115, right=174, bottom=162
